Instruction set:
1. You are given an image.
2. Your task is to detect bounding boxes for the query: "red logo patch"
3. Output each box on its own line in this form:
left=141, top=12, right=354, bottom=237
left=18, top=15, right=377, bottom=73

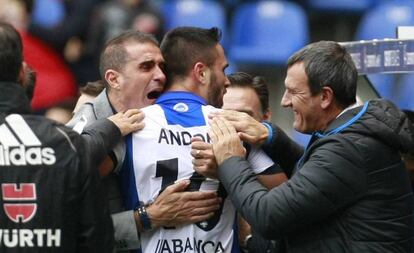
left=2, top=184, right=37, bottom=223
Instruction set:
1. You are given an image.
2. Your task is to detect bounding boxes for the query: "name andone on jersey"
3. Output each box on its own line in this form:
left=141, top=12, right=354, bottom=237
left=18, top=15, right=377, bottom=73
left=121, top=92, right=274, bottom=253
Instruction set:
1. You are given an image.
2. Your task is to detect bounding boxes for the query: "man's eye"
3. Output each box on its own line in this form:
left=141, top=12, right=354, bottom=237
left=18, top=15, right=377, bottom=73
left=141, top=62, right=155, bottom=70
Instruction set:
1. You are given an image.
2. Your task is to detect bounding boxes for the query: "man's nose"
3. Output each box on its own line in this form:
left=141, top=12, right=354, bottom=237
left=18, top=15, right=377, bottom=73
left=280, top=90, right=291, bottom=107
left=155, top=66, right=166, bottom=84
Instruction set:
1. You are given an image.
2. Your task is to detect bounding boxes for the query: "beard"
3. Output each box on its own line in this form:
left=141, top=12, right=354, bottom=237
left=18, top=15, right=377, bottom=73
left=207, top=72, right=224, bottom=108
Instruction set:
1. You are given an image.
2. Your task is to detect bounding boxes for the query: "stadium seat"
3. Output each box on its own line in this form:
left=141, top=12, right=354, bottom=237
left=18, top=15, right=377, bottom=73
left=356, top=1, right=414, bottom=40
left=161, top=0, right=227, bottom=44
left=307, top=0, right=375, bottom=13
left=31, top=0, right=66, bottom=28
left=228, top=0, right=309, bottom=66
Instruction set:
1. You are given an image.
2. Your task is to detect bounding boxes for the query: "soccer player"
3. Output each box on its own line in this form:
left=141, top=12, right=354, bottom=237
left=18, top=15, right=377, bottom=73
left=122, top=27, right=280, bottom=252
left=68, top=30, right=220, bottom=251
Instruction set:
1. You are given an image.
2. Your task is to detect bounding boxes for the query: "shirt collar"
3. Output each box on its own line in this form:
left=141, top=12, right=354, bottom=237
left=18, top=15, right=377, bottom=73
left=336, top=103, right=359, bottom=118
left=156, top=91, right=207, bottom=105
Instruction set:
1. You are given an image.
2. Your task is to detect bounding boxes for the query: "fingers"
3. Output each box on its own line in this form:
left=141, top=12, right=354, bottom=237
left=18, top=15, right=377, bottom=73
left=213, top=117, right=232, bottom=136
left=190, top=147, right=203, bottom=160
left=191, top=143, right=213, bottom=158
left=162, top=180, right=190, bottom=195
left=160, top=182, right=218, bottom=203
left=126, top=111, right=145, bottom=132
left=210, top=110, right=252, bottom=131
left=133, top=121, right=145, bottom=131
left=221, top=117, right=237, bottom=135
left=108, top=109, right=146, bottom=135
left=191, top=136, right=204, bottom=142
left=189, top=203, right=219, bottom=217
left=128, top=110, right=145, bottom=122
left=180, top=196, right=221, bottom=215
left=191, top=139, right=218, bottom=178
left=186, top=213, right=215, bottom=224
left=193, top=196, right=221, bottom=209
left=181, top=197, right=221, bottom=224
left=129, top=114, right=145, bottom=131
left=191, top=137, right=213, bottom=159
left=192, top=158, right=208, bottom=167
left=183, top=190, right=218, bottom=201
left=209, top=116, right=236, bottom=141
left=209, top=109, right=243, bottom=122
left=208, top=118, right=221, bottom=143
left=207, top=129, right=216, bottom=144
left=124, top=108, right=142, bottom=117
left=192, top=161, right=208, bottom=174
left=191, top=138, right=211, bottom=150
left=238, top=132, right=252, bottom=143
left=191, top=138, right=212, bottom=154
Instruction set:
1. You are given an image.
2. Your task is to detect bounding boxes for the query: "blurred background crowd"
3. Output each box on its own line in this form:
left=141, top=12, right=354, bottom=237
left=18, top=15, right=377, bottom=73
left=0, top=0, right=413, bottom=129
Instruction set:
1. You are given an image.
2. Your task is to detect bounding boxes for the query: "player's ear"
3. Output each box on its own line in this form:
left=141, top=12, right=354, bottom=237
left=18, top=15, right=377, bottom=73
left=105, top=69, right=121, bottom=90
left=320, top=86, right=334, bottom=109
left=193, top=62, right=209, bottom=84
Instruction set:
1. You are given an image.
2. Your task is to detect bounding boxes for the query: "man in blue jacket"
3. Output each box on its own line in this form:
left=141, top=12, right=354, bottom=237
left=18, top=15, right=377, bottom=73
left=195, top=41, right=414, bottom=252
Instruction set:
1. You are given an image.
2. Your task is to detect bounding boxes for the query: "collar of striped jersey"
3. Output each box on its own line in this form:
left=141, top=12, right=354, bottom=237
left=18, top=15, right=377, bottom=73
left=155, top=91, right=207, bottom=105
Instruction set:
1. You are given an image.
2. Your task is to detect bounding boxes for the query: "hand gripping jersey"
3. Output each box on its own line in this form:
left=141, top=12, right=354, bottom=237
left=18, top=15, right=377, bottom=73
left=121, top=92, right=274, bottom=253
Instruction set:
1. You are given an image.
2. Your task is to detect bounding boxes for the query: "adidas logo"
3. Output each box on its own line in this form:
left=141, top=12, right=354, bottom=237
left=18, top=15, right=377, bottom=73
left=0, top=114, right=56, bottom=166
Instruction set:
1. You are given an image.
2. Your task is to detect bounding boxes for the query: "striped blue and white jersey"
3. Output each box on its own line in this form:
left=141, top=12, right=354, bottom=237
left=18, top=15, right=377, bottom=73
left=121, top=91, right=274, bottom=253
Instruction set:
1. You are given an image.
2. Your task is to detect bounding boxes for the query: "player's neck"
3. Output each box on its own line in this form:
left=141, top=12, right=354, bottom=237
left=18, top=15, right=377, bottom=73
left=167, top=79, right=207, bottom=101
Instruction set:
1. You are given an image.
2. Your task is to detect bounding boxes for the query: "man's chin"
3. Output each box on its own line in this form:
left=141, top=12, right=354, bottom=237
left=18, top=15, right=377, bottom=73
left=293, top=122, right=303, bottom=133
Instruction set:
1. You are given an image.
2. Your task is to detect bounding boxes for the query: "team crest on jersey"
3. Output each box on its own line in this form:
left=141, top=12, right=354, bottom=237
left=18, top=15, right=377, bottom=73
left=173, top=102, right=189, bottom=112
left=2, top=183, right=37, bottom=223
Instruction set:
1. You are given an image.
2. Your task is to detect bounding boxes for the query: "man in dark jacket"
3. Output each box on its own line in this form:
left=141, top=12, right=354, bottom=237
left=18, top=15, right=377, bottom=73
left=196, top=41, right=414, bottom=252
left=0, top=22, right=120, bottom=252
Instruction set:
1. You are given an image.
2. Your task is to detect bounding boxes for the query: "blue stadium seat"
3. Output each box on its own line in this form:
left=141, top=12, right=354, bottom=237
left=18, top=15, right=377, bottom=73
left=307, top=0, right=375, bottom=13
left=396, top=74, right=414, bottom=110
left=228, top=1, right=309, bottom=66
left=162, top=0, right=227, bottom=44
left=31, top=0, right=66, bottom=28
left=356, top=1, right=414, bottom=40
